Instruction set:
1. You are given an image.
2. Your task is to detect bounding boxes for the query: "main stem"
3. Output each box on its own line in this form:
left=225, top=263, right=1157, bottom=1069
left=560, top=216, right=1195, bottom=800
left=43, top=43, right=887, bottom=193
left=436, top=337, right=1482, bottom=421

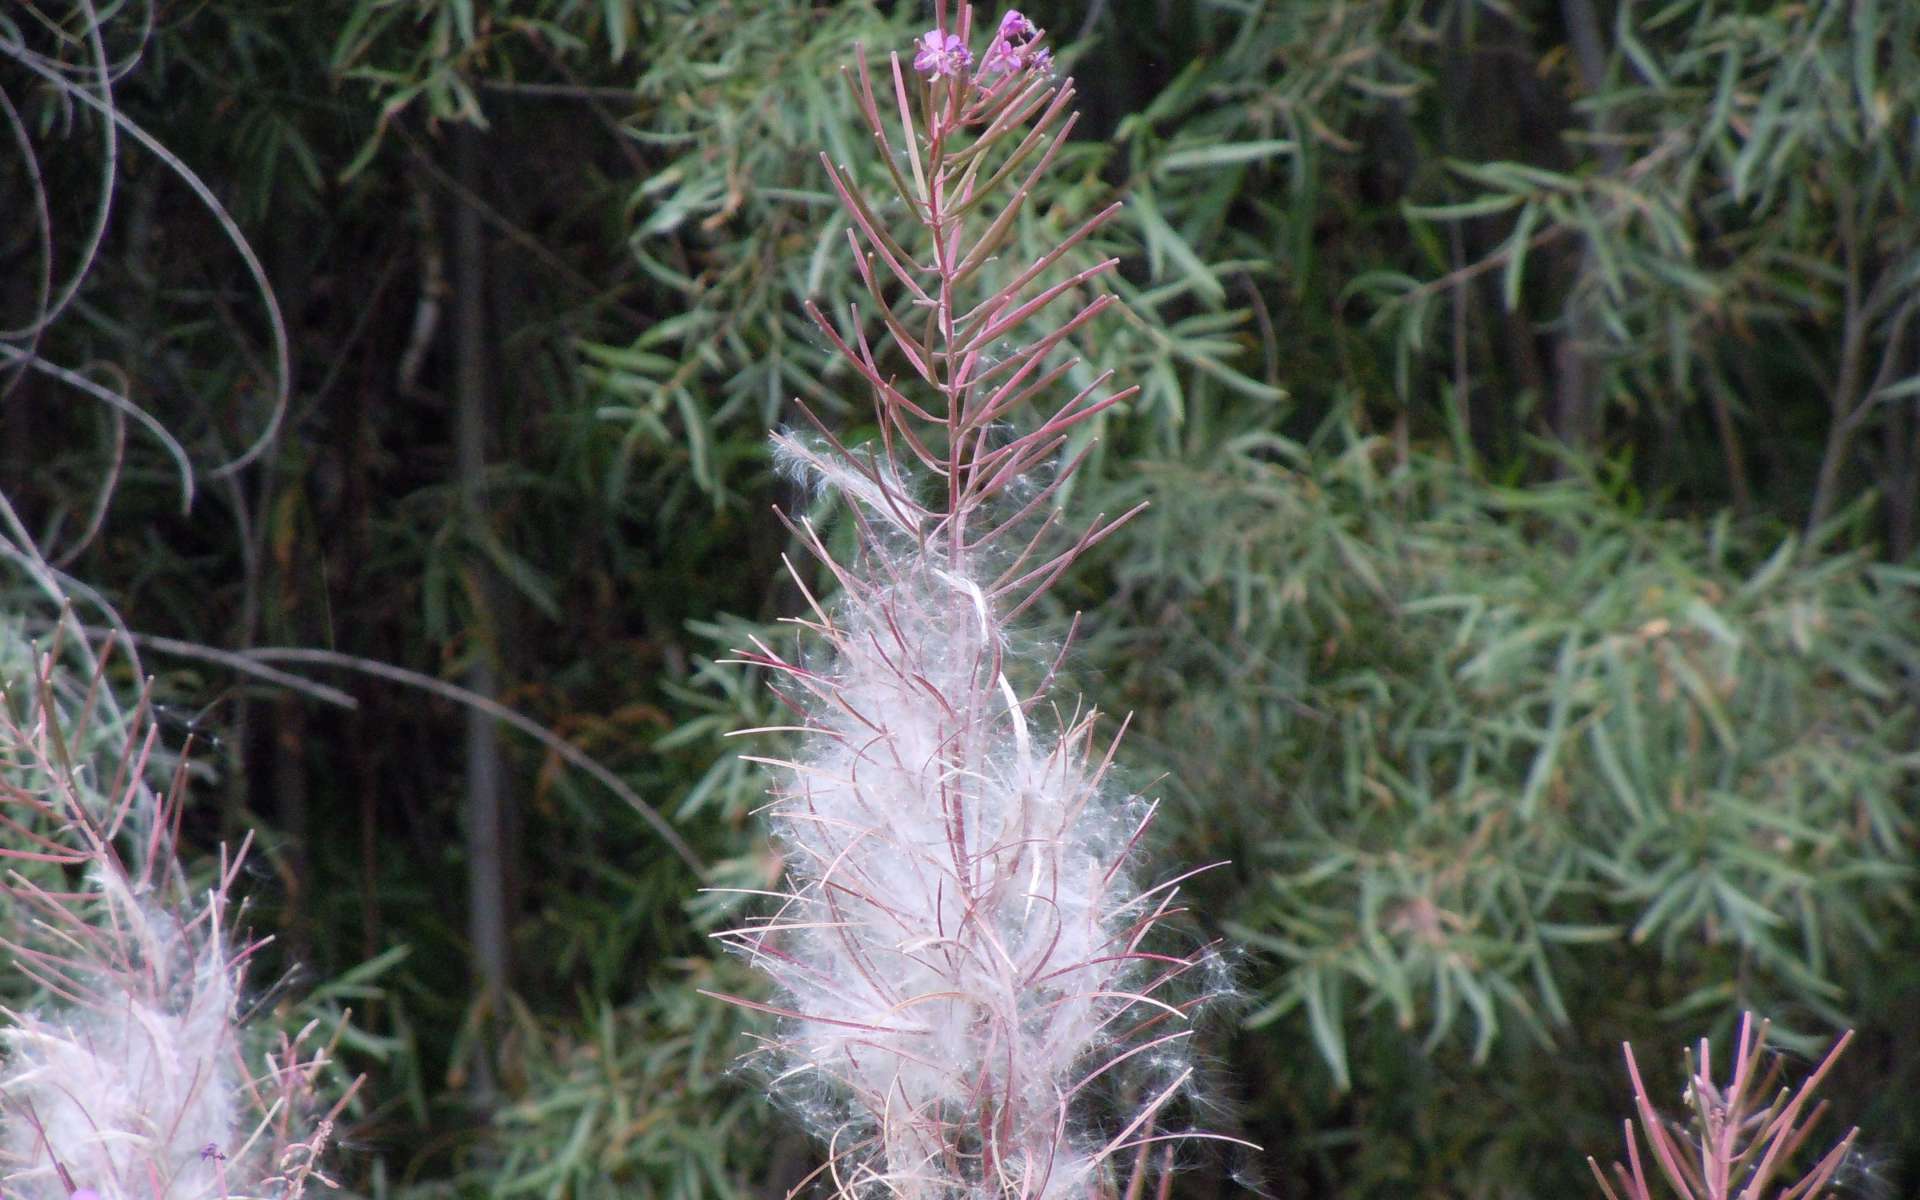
left=927, top=91, right=968, bottom=568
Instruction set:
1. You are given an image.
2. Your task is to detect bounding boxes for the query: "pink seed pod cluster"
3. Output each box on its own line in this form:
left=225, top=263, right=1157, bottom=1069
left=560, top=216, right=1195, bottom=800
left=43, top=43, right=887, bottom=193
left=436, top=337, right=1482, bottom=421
left=705, top=6, right=1244, bottom=1196
left=1591, top=1013, right=1860, bottom=1200
left=0, top=643, right=349, bottom=1200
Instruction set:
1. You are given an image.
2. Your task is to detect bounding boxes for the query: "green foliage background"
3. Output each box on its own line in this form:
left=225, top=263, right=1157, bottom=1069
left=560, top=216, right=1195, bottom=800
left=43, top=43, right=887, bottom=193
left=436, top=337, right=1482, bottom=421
left=2, top=1, right=1916, bottom=1197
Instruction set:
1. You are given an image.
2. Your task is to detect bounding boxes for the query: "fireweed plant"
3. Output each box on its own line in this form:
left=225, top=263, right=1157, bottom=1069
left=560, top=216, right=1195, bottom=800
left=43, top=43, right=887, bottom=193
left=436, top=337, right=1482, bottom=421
left=1590, top=1014, right=1858, bottom=1200
left=703, top=6, right=1246, bottom=1197
left=0, top=640, right=353, bottom=1200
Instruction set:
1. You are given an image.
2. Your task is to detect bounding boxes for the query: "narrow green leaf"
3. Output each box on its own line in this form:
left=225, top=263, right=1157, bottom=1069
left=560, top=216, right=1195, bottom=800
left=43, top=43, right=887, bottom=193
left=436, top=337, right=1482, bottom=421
left=1403, top=194, right=1526, bottom=221
left=1132, top=187, right=1225, bottom=303
left=1303, top=968, right=1351, bottom=1091
left=1501, top=202, right=1541, bottom=311
left=1155, top=139, right=1296, bottom=173
left=1519, top=634, right=1580, bottom=821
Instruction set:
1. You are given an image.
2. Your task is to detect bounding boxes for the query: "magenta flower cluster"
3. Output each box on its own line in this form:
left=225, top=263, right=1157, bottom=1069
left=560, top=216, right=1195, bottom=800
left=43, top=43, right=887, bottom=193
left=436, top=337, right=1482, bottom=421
left=914, top=9, right=1048, bottom=81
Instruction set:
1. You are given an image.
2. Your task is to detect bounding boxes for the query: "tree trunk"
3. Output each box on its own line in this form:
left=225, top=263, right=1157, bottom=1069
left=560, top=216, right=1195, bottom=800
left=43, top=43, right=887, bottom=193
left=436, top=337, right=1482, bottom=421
left=1551, top=0, right=1621, bottom=461
left=453, top=123, right=510, bottom=1093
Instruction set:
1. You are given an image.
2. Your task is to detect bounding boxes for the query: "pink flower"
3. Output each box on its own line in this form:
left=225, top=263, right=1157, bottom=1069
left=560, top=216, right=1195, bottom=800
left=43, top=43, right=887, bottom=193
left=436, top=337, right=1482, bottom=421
left=912, top=28, right=972, bottom=78
left=998, top=10, right=1038, bottom=43
left=981, top=36, right=1024, bottom=76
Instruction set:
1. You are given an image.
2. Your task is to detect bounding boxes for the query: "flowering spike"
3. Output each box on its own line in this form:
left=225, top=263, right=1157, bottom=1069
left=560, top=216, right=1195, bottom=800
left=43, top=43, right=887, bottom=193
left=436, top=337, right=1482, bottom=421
left=710, top=8, right=1239, bottom=1198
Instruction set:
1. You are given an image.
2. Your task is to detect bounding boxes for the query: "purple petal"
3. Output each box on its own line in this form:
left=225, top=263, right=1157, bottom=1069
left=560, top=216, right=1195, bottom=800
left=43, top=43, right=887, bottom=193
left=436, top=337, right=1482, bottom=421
left=913, top=29, right=945, bottom=73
